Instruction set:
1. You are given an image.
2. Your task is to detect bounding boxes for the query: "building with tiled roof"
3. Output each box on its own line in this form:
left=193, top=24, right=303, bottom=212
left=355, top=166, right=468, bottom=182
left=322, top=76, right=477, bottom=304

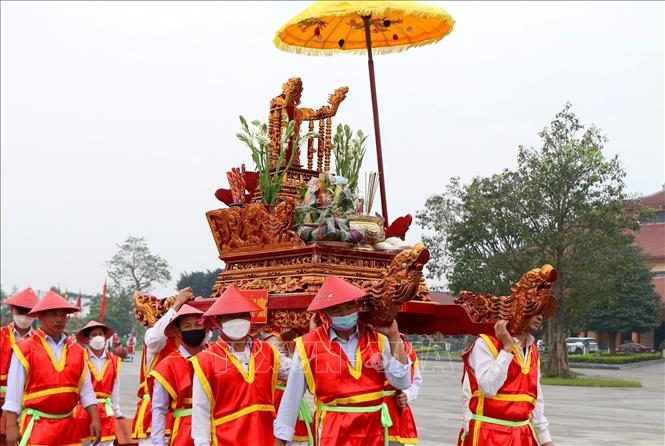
left=626, top=188, right=665, bottom=349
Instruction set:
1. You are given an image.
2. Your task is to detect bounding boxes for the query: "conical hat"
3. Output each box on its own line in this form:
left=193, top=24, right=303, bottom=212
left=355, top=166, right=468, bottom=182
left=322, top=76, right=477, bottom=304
left=76, top=320, right=114, bottom=344
left=165, top=304, right=205, bottom=338
left=307, top=275, right=366, bottom=312
left=27, top=290, right=80, bottom=316
left=5, top=287, right=39, bottom=310
left=203, top=285, right=261, bottom=317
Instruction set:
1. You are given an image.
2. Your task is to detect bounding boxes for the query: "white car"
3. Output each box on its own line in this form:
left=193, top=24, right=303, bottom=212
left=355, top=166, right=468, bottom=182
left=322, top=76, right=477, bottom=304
left=565, top=337, right=599, bottom=354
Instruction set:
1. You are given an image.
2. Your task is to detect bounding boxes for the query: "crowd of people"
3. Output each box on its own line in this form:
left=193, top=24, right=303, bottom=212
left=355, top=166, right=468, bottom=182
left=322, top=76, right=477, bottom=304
left=0, top=274, right=555, bottom=446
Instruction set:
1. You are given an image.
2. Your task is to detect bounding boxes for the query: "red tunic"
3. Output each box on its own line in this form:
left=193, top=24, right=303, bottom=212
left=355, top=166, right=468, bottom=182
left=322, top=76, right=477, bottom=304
left=385, top=336, right=418, bottom=444
left=0, top=324, right=27, bottom=439
left=12, top=329, right=87, bottom=446
left=1, top=323, right=25, bottom=399
left=73, top=350, right=121, bottom=443
left=460, top=334, right=540, bottom=446
left=150, top=350, right=195, bottom=446
left=127, top=336, right=136, bottom=355
left=190, top=338, right=278, bottom=446
left=295, top=325, right=388, bottom=446
left=131, top=338, right=177, bottom=439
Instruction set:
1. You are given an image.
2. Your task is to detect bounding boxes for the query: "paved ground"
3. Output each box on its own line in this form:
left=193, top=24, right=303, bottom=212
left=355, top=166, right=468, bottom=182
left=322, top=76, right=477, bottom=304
left=118, top=354, right=665, bottom=445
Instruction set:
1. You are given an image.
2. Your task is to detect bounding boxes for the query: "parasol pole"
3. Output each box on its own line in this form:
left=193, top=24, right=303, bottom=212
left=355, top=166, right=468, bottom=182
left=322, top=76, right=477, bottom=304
left=362, top=15, right=389, bottom=225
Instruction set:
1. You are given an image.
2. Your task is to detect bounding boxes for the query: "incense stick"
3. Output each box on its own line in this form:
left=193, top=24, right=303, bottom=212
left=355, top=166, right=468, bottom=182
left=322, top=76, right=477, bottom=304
left=365, top=172, right=378, bottom=215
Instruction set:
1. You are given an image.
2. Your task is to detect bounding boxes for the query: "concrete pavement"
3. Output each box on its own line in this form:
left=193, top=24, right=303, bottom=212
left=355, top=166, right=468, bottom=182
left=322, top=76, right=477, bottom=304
left=117, top=355, right=665, bottom=445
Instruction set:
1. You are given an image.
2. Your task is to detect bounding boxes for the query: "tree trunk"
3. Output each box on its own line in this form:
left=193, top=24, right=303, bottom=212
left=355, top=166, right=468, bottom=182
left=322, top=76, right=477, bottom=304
left=607, top=331, right=617, bottom=354
left=545, top=281, right=570, bottom=377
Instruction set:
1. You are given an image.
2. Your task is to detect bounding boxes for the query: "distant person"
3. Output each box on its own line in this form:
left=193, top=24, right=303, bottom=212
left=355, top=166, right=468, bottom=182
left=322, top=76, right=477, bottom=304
left=131, top=288, right=194, bottom=446
left=74, top=320, right=124, bottom=446
left=2, top=291, right=101, bottom=446
left=126, top=332, right=137, bottom=362
left=458, top=267, right=557, bottom=446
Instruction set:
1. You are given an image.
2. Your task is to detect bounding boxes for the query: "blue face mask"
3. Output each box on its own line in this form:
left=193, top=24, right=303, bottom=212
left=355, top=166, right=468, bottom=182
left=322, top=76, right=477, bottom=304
left=330, top=312, right=358, bottom=331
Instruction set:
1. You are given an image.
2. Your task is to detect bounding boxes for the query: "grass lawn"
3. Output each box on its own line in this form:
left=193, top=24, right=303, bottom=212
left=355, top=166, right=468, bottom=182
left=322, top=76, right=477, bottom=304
left=541, top=374, right=641, bottom=388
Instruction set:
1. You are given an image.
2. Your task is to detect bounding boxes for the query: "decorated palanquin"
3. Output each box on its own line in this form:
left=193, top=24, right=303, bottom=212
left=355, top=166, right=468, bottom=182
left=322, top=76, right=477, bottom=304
left=133, top=77, right=538, bottom=336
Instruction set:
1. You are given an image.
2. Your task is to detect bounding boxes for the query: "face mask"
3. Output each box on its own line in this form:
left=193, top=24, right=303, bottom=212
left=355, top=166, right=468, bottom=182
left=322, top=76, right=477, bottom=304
left=13, top=314, right=35, bottom=330
left=221, top=318, right=251, bottom=340
left=181, top=329, right=206, bottom=347
left=89, top=335, right=106, bottom=350
left=330, top=312, right=358, bottom=331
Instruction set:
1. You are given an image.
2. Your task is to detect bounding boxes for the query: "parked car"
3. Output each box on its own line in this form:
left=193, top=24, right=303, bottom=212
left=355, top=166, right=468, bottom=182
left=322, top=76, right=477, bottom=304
left=565, top=337, right=599, bottom=354
left=617, top=343, right=654, bottom=353
left=536, top=339, right=549, bottom=353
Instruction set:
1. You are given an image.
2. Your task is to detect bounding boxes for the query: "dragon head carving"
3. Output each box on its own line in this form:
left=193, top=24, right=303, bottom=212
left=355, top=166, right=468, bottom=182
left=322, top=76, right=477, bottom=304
left=133, top=291, right=176, bottom=328
left=360, top=242, right=431, bottom=326
left=455, top=264, right=558, bottom=335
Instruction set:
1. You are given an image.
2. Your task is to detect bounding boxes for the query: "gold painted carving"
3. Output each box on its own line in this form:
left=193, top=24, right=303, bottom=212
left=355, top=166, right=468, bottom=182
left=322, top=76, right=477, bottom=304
left=454, top=264, right=558, bottom=334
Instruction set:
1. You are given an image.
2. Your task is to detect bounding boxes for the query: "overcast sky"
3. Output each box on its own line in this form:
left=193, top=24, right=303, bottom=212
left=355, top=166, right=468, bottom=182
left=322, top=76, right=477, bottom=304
left=1, top=1, right=663, bottom=298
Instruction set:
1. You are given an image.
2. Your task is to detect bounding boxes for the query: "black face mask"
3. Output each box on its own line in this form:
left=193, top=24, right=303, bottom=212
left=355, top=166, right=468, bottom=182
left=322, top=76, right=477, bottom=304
left=181, top=329, right=206, bottom=347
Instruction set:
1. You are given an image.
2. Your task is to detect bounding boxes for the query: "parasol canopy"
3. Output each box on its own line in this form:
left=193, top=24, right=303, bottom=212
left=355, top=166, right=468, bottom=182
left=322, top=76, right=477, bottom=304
left=274, top=1, right=455, bottom=224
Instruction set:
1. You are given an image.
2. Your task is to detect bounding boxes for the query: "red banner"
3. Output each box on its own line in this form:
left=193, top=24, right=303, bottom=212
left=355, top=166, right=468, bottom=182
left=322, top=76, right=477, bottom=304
left=99, top=280, right=107, bottom=322
left=240, top=289, right=269, bottom=324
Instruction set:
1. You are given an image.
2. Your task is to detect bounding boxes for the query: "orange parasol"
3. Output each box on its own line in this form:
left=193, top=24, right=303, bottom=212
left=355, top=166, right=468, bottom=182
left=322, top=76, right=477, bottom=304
left=274, top=1, right=455, bottom=224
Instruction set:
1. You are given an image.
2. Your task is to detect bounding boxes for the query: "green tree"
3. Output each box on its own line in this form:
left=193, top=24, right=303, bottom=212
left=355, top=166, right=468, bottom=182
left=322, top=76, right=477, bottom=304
left=177, top=269, right=223, bottom=298
left=416, top=103, right=640, bottom=377
left=107, top=236, right=172, bottom=292
left=106, top=236, right=172, bottom=333
left=0, top=285, right=10, bottom=326
left=579, top=244, right=660, bottom=353
left=86, top=289, right=145, bottom=339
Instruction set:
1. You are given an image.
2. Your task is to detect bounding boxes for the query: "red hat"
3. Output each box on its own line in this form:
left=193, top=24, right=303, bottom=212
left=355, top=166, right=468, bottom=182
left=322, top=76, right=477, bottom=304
left=76, top=320, right=114, bottom=344
left=5, top=287, right=39, bottom=310
left=307, top=275, right=367, bottom=312
left=203, top=285, right=261, bottom=317
left=27, top=290, right=79, bottom=317
left=165, top=304, right=205, bottom=338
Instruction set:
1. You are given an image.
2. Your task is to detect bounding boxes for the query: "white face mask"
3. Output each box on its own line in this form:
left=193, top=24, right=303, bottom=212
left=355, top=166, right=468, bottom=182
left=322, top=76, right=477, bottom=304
left=89, top=335, right=107, bottom=351
left=13, top=314, right=35, bottom=330
left=221, top=318, right=251, bottom=340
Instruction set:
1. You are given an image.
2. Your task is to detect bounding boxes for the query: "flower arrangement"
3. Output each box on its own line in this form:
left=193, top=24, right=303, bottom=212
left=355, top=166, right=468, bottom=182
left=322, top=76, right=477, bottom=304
left=293, top=172, right=364, bottom=244
left=301, top=172, right=355, bottom=217
left=332, top=124, right=367, bottom=194
left=236, top=115, right=316, bottom=206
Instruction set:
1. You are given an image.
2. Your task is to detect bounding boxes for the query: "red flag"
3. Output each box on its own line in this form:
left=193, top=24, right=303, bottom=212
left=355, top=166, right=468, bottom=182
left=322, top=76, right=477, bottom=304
left=100, top=280, right=107, bottom=322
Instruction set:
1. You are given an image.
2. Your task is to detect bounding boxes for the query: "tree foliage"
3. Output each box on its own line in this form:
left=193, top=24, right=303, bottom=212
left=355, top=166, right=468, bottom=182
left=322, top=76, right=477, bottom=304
left=107, top=236, right=171, bottom=292
left=416, top=103, right=644, bottom=377
left=578, top=244, right=660, bottom=353
left=177, top=269, right=223, bottom=298
left=0, top=286, right=11, bottom=326
left=86, top=288, right=144, bottom=338
left=105, top=236, right=171, bottom=334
